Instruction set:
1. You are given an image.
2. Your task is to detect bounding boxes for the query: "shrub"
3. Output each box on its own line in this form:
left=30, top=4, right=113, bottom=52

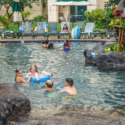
left=32, top=15, right=45, bottom=23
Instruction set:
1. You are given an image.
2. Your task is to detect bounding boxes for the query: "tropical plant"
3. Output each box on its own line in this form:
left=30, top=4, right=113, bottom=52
left=21, top=11, right=33, bottom=22
left=0, top=12, right=13, bottom=30
left=104, top=0, right=119, bottom=8
left=32, top=15, right=45, bottom=22
left=0, top=0, right=46, bottom=21
left=90, top=9, right=105, bottom=21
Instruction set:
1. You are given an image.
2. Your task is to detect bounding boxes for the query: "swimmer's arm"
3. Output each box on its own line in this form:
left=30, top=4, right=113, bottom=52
left=41, top=71, right=52, bottom=76
left=59, top=87, right=67, bottom=93
left=24, top=72, right=31, bottom=78
left=60, top=47, right=63, bottom=50
left=19, top=76, right=31, bottom=83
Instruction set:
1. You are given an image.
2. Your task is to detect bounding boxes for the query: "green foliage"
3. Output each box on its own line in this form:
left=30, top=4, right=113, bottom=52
left=84, top=8, right=114, bottom=30
left=21, top=11, right=33, bottom=22
left=32, top=15, right=45, bottom=22
left=90, top=9, right=105, bottom=21
left=0, top=12, right=13, bottom=30
left=105, top=44, right=118, bottom=53
left=104, top=0, right=119, bottom=8
left=105, top=44, right=125, bottom=53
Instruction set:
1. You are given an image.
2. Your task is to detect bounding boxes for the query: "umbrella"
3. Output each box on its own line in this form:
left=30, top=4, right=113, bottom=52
left=12, top=0, right=22, bottom=22
left=12, top=0, right=22, bottom=38
left=49, top=1, right=98, bottom=6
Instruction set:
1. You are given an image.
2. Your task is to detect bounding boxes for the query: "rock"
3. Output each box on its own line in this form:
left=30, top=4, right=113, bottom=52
left=84, top=49, right=93, bottom=63
left=103, top=41, right=117, bottom=47
left=8, top=106, right=125, bottom=125
left=0, top=83, right=31, bottom=125
left=92, top=51, right=125, bottom=68
left=84, top=41, right=125, bottom=69
left=92, top=44, right=105, bottom=53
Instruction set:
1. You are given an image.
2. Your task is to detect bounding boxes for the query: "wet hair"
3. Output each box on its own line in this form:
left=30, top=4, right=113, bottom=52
left=15, top=68, right=22, bottom=81
left=64, top=40, right=69, bottom=47
left=45, top=80, right=53, bottom=88
left=48, top=43, right=54, bottom=49
left=30, top=64, right=38, bottom=73
left=65, top=78, right=74, bottom=86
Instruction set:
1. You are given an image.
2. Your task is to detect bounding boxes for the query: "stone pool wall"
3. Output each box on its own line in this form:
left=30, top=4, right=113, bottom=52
left=0, top=83, right=125, bottom=125
left=84, top=41, right=125, bottom=69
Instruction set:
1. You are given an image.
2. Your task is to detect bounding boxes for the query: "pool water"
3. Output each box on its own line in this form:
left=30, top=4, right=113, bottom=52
left=0, top=42, right=125, bottom=110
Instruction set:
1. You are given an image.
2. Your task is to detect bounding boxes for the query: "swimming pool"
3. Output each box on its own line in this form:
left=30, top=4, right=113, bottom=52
left=0, top=42, right=125, bottom=110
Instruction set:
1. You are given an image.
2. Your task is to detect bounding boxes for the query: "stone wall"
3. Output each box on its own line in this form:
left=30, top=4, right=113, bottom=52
left=0, top=83, right=31, bottom=125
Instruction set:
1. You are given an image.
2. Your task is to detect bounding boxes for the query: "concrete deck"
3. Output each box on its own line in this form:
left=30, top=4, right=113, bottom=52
left=0, top=36, right=116, bottom=43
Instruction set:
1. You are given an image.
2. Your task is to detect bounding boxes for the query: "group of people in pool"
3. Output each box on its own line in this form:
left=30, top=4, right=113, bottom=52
left=42, top=39, right=70, bottom=50
left=15, top=64, right=77, bottom=96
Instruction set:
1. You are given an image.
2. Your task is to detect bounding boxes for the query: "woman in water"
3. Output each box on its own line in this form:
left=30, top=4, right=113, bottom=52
left=15, top=68, right=31, bottom=83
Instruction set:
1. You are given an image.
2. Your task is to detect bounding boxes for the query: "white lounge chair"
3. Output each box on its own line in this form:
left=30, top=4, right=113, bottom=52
left=80, top=23, right=95, bottom=38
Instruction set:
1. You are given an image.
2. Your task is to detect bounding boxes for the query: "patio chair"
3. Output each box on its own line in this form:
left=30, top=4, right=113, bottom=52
left=33, top=22, right=46, bottom=39
left=47, top=22, right=59, bottom=38
left=80, top=23, right=95, bottom=39
left=59, top=13, right=66, bottom=23
left=77, top=21, right=84, bottom=32
left=1, top=30, right=16, bottom=39
left=22, top=22, right=33, bottom=39
left=59, top=22, right=71, bottom=39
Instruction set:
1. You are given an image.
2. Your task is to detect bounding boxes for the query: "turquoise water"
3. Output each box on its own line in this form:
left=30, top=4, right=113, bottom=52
left=0, top=42, right=125, bottom=110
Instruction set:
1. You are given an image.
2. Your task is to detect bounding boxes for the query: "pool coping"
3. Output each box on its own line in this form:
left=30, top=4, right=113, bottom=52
left=0, top=39, right=117, bottom=43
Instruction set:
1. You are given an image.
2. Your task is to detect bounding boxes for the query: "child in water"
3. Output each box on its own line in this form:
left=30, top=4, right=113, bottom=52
left=44, top=80, right=54, bottom=93
left=60, top=78, right=77, bottom=95
left=15, top=68, right=31, bottom=83
left=25, top=64, right=53, bottom=82
left=25, top=64, right=39, bottom=81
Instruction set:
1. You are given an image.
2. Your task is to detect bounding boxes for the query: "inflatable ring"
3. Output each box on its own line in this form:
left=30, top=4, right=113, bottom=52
left=63, top=47, right=70, bottom=51
left=54, top=42, right=64, bottom=48
left=48, top=93, right=57, bottom=98
left=66, top=95, right=80, bottom=98
left=74, top=26, right=80, bottom=39
left=30, top=74, right=50, bottom=82
left=71, top=28, right=75, bottom=39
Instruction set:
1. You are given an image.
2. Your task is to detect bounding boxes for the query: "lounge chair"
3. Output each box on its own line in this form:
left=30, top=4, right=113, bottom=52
left=22, top=22, right=33, bottom=39
left=47, top=22, right=59, bottom=38
left=80, top=23, right=95, bottom=39
left=1, top=30, right=16, bottom=39
left=33, top=22, right=46, bottom=39
left=59, top=22, right=71, bottom=39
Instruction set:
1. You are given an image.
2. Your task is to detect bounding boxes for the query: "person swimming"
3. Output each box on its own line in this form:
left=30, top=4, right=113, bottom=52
left=44, top=80, right=54, bottom=93
left=60, top=78, right=77, bottom=95
left=15, top=68, right=31, bottom=83
left=25, top=64, right=53, bottom=82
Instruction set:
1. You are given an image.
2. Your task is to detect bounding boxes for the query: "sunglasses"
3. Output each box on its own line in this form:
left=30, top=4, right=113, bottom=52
left=18, top=72, right=23, bottom=74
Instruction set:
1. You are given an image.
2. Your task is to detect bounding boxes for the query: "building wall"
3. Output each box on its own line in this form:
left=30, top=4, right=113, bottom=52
left=0, top=0, right=109, bottom=21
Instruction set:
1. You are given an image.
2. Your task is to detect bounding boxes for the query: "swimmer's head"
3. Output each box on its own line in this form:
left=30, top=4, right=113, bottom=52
left=45, top=80, right=53, bottom=88
left=15, top=68, right=23, bottom=79
left=30, top=64, right=38, bottom=73
left=56, top=41, right=60, bottom=44
left=65, top=78, right=74, bottom=87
